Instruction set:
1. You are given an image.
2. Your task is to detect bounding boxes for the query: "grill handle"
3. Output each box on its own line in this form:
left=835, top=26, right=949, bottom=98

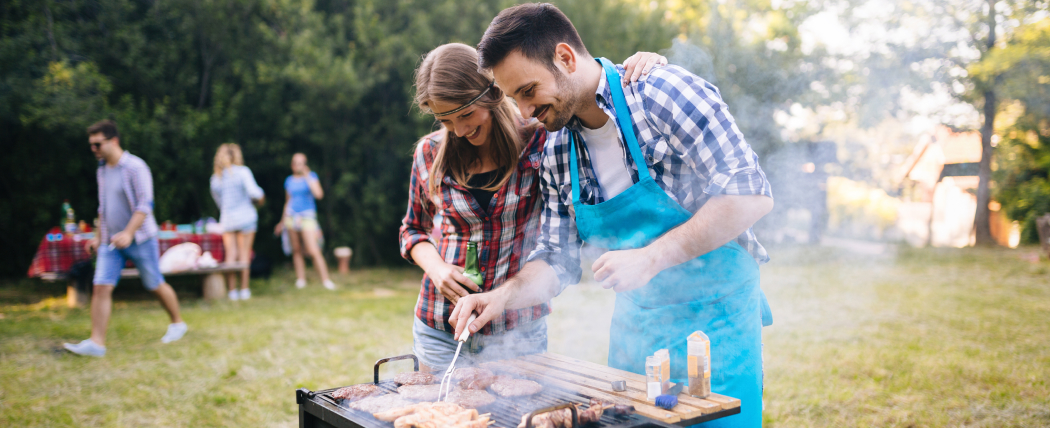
left=524, top=403, right=579, bottom=428
left=373, top=354, right=420, bottom=384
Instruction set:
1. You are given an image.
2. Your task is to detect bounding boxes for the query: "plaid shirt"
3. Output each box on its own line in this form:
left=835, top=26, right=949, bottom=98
left=528, top=63, right=773, bottom=287
left=400, top=127, right=551, bottom=335
left=97, top=152, right=159, bottom=245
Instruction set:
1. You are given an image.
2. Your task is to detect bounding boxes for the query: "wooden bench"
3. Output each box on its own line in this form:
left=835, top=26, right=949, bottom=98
left=40, top=262, right=249, bottom=307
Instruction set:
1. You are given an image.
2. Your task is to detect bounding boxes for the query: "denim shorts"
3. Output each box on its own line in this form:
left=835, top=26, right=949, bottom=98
left=284, top=212, right=318, bottom=232
left=93, top=238, right=165, bottom=290
left=412, top=316, right=548, bottom=372
left=225, top=220, right=257, bottom=233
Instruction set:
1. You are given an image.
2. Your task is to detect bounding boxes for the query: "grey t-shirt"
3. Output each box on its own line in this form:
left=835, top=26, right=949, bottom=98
left=104, top=165, right=133, bottom=239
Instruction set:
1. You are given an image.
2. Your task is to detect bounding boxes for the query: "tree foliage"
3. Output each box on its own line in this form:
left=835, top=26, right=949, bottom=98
left=0, top=0, right=675, bottom=276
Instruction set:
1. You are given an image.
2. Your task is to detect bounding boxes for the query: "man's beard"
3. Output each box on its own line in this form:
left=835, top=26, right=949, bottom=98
left=539, top=70, right=585, bottom=131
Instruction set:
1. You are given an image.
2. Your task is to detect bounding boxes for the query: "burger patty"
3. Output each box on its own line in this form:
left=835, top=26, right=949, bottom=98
left=397, top=384, right=444, bottom=402
left=447, top=389, right=496, bottom=409
left=348, top=394, right=416, bottom=414
left=394, top=371, right=437, bottom=386
left=331, top=383, right=379, bottom=401
left=489, top=378, right=543, bottom=397
left=453, top=368, right=496, bottom=390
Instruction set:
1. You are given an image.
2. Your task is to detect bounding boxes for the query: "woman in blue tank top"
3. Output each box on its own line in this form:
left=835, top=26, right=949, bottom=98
left=276, top=153, right=334, bottom=290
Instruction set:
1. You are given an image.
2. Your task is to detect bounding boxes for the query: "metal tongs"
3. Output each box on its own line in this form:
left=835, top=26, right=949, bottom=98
left=439, top=313, right=477, bottom=402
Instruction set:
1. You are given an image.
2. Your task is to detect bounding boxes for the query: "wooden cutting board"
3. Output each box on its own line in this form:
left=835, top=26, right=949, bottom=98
left=481, top=353, right=741, bottom=426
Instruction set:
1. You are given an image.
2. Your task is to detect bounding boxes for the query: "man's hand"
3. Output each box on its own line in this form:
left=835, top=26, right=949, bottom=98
left=427, top=262, right=480, bottom=305
left=273, top=221, right=284, bottom=236
left=449, top=290, right=508, bottom=339
left=592, top=247, right=662, bottom=293
left=85, top=237, right=100, bottom=254
left=110, top=231, right=133, bottom=249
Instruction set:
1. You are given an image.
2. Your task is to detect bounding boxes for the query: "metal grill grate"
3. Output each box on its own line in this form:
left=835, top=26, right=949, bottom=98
left=307, top=380, right=675, bottom=428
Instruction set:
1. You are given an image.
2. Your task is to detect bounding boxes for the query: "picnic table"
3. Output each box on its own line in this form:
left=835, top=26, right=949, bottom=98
left=27, top=230, right=242, bottom=307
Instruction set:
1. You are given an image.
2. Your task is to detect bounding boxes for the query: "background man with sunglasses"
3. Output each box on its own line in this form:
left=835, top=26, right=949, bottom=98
left=63, top=119, right=187, bottom=357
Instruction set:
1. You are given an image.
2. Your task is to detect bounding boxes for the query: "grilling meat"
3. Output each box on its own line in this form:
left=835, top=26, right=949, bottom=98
left=517, top=399, right=608, bottom=428
left=331, top=383, right=378, bottom=401
left=394, top=371, right=437, bottom=386
left=373, top=401, right=460, bottom=422
left=373, top=401, right=491, bottom=428
left=397, top=384, right=443, bottom=402
left=348, top=394, right=416, bottom=414
left=447, top=388, right=497, bottom=409
left=489, top=378, right=543, bottom=397
left=452, top=368, right=496, bottom=390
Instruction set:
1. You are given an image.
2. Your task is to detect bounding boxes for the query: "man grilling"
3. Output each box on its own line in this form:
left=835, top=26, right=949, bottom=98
left=451, top=4, right=774, bottom=427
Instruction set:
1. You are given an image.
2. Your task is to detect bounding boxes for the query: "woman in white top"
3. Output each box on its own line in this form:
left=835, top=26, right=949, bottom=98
left=210, top=143, right=265, bottom=300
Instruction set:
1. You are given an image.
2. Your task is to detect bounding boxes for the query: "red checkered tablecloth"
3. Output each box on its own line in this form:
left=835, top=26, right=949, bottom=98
left=27, top=233, right=226, bottom=279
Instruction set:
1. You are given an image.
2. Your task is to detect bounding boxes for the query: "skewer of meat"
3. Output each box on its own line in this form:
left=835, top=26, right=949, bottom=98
left=517, top=399, right=608, bottom=428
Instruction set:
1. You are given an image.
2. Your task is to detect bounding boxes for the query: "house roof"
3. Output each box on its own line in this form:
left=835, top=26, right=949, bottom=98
left=898, top=125, right=984, bottom=187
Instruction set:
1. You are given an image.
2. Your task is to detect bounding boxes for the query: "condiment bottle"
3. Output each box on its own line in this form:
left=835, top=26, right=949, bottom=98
left=655, top=349, right=670, bottom=393
left=463, top=242, right=484, bottom=289
left=645, top=356, right=662, bottom=400
left=687, top=331, right=711, bottom=398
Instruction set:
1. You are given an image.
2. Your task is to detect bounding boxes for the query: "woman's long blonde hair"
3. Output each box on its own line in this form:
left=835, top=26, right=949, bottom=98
left=213, top=143, right=245, bottom=177
left=413, top=43, right=531, bottom=198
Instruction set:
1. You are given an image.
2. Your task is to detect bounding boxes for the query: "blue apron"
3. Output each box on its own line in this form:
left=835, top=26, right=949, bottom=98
left=569, top=58, right=771, bottom=427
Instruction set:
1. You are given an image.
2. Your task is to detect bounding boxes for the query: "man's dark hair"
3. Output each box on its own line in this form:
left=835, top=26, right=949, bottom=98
left=477, top=3, right=589, bottom=72
left=87, top=119, right=120, bottom=140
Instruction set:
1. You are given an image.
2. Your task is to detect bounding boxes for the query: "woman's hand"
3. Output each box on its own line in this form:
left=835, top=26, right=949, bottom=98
left=273, top=220, right=284, bottom=236
left=426, top=261, right=481, bottom=305
left=622, top=52, right=668, bottom=85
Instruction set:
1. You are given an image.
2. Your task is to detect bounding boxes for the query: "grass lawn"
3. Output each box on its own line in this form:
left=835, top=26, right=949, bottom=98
left=1, top=245, right=1048, bottom=426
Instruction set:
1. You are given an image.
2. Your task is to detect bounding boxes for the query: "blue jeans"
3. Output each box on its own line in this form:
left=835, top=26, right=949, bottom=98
left=93, top=238, right=166, bottom=290
left=412, top=316, right=548, bottom=372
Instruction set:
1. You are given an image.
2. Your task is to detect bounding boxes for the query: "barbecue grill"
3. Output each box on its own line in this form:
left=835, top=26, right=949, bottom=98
left=296, top=354, right=740, bottom=428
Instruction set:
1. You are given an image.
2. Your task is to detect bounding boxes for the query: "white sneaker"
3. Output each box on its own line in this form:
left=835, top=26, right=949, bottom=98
left=323, top=280, right=337, bottom=290
left=161, top=322, right=188, bottom=344
left=228, top=290, right=240, bottom=301
left=295, top=278, right=307, bottom=289
left=239, top=288, right=251, bottom=300
left=63, top=339, right=106, bottom=357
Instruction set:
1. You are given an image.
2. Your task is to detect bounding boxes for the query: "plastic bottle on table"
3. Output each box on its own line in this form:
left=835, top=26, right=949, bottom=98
left=645, top=356, right=662, bottom=400
left=654, top=348, right=670, bottom=393
left=687, top=331, right=711, bottom=398
left=63, top=201, right=77, bottom=234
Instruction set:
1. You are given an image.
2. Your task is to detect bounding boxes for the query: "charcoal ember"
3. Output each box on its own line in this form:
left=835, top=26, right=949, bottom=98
left=394, top=371, right=437, bottom=386
left=489, top=378, right=543, bottom=397
left=331, top=383, right=378, bottom=401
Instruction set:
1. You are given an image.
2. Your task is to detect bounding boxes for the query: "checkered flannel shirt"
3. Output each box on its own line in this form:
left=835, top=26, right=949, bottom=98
left=528, top=63, right=774, bottom=287
left=399, top=127, right=551, bottom=335
left=97, top=152, right=159, bottom=245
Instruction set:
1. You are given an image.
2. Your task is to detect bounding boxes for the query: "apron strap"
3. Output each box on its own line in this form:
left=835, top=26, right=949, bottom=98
left=597, top=58, right=650, bottom=177
left=568, top=58, right=651, bottom=204
left=569, top=131, right=582, bottom=203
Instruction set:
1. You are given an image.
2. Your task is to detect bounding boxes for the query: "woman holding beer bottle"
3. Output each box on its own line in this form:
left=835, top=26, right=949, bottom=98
left=398, top=43, right=666, bottom=372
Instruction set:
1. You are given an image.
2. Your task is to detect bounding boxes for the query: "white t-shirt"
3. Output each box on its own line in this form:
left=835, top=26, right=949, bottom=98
left=579, top=117, right=634, bottom=199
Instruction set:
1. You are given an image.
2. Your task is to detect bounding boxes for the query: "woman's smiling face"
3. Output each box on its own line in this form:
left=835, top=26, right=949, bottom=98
left=430, top=101, right=493, bottom=147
